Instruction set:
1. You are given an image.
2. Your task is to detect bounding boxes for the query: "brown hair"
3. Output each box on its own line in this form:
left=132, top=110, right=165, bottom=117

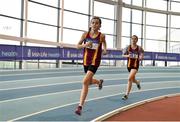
left=132, top=35, right=138, bottom=40
left=88, top=16, right=102, bottom=31
left=91, top=16, right=102, bottom=25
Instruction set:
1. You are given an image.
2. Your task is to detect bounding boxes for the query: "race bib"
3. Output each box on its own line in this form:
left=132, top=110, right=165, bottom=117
left=91, top=43, right=99, bottom=49
left=130, top=53, right=138, bottom=59
left=85, top=37, right=99, bottom=50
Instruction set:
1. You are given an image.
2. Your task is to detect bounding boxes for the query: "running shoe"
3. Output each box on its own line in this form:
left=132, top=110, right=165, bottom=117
left=98, top=79, right=104, bottom=90
left=122, top=95, right=128, bottom=100
left=75, top=106, right=82, bottom=115
left=136, top=80, right=141, bottom=90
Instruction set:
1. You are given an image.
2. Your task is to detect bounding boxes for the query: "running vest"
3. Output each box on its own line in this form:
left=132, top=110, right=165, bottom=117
left=127, top=45, right=140, bottom=69
left=83, top=32, right=102, bottom=67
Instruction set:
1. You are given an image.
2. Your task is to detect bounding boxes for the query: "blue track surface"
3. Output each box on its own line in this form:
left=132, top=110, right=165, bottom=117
left=0, top=66, right=179, bottom=121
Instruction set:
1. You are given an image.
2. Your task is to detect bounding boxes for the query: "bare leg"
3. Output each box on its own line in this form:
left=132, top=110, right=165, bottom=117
left=79, top=71, right=94, bottom=106
left=125, top=69, right=138, bottom=95
left=91, top=78, right=101, bottom=86
left=131, top=72, right=141, bottom=89
left=132, top=75, right=139, bottom=84
left=125, top=80, right=132, bottom=96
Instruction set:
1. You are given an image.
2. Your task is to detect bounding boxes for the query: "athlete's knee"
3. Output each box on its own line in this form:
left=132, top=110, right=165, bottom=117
left=83, top=77, right=92, bottom=85
left=128, top=76, right=134, bottom=82
left=83, top=80, right=90, bottom=86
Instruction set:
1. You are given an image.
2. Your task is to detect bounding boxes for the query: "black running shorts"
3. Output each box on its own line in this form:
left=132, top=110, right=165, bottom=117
left=84, top=65, right=98, bottom=74
left=127, top=67, right=138, bottom=72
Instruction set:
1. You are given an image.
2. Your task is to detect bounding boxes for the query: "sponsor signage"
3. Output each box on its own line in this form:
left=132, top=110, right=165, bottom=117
left=0, top=44, right=179, bottom=61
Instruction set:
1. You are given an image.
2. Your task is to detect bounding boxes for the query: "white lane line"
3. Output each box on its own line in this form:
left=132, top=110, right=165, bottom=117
left=0, top=67, right=179, bottom=79
left=0, top=70, right=82, bottom=77
left=1, top=74, right=180, bottom=91
left=0, top=74, right=124, bottom=87
left=92, top=93, right=180, bottom=121
left=0, top=80, right=179, bottom=104
left=0, top=67, right=82, bottom=72
left=7, top=86, right=180, bottom=122
left=0, top=88, right=81, bottom=104
left=0, top=67, right=151, bottom=76
left=0, top=74, right=84, bottom=84
left=0, top=66, right=178, bottom=73
left=0, top=72, right=126, bottom=84
left=0, top=71, right=179, bottom=85
left=0, top=67, right=118, bottom=73
left=1, top=66, right=179, bottom=74
left=0, top=81, right=81, bottom=91
left=0, top=68, right=126, bottom=77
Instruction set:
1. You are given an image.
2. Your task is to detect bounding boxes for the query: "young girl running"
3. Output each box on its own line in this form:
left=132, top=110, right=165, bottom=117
left=122, top=35, right=144, bottom=100
left=75, top=16, right=107, bottom=115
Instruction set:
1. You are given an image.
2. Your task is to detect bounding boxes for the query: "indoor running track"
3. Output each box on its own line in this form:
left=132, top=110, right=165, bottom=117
left=0, top=66, right=180, bottom=121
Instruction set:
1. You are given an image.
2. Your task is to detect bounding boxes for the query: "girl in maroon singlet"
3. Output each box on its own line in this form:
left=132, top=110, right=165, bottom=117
left=122, top=35, right=144, bottom=100
left=75, top=16, right=107, bottom=115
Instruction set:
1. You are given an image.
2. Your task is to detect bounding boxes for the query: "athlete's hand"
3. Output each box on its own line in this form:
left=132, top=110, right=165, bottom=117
left=102, top=50, right=107, bottom=55
left=85, top=41, right=93, bottom=48
left=139, top=55, right=143, bottom=60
